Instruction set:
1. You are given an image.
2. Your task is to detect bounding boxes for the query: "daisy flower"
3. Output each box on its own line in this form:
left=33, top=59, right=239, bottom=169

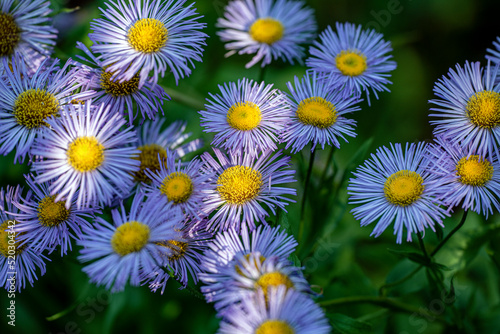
left=347, top=142, right=450, bottom=243
left=11, top=175, right=96, bottom=256
left=0, top=0, right=57, bottom=74
left=1, top=186, right=48, bottom=292
left=144, top=149, right=211, bottom=219
left=31, top=102, right=140, bottom=209
left=200, top=225, right=298, bottom=309
left=204, top=253, right=311, bottom=316
left=89, top=0, right=207, bottom=87
left=201, top=148, right=296, bottom=232
left=219, top=286, right=331, bottom=334
left=280, top=71, right=360, bottom=153
left=144, top=219, right=213, bottom=293
left=486, top=36, right=500, bottom=66
left=73, top=42, right=170, bottom=124
left=306, top=22, right=397, bottom=102
left=429, top=61, right=500, bottom=159
left=426, top=135, right=500, bottom=217
left=0, top=54, right=87, bottom=163
left=133, top=118, right=203, bottom=185
left=77, top=192, right=183, bottom=292
left=217, top=0, right=316, bottom=68
left=199, top=78, right=291, bottom=155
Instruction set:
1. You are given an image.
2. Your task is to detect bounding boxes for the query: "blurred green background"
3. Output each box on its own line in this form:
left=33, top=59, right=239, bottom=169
left=2, top=0, right=500, bottom=333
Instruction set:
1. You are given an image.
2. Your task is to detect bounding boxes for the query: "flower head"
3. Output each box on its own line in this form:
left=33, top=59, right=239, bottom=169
left=348, top=142, right=449, bottom=243
left=486, top=36, right=500, bottom=66
left=201, top=148, right=296, bottom=232
left=217, top=0, right=316, bottom=68
left=200, top=78, right=291, bottom=155
left=31, top=101, right=140, bottom=209
left=280, top=71, right=360, bottom=153
left=77, top=192, right=183, bottom=292
left=306, top=22, right=397, bottom=103
left=429, top=61, right=500, bottom=159
left=89, top=0, right=207, bottom=87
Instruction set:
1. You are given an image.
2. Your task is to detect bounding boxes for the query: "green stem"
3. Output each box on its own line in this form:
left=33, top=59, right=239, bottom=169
left=46, top=283, right=91, bottom=321
left=298, top=148, right=316, bottom=242
left=379, top=264, right=423, bottom=296
left=417, top=231, right=430, bottom=262
left=162, top=87, right=205, bottom=111
left=319, top=296, right=445, bottom=322
left=319, top=146, right=335, bottom=185
left=258, top=66, right=267, bottom=82
left=431, top=210, right=468, bottom=256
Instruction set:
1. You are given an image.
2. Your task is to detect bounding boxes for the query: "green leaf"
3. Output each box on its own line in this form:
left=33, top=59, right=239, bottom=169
left=435, top=223, right=444, bottom=241
left=387, top=248, right=430, bottom=266
left=345, top=137, right=374, bottom=172
left=327, top=313, right=373, bottom=334
left=275, top=209, right=301, bottom=267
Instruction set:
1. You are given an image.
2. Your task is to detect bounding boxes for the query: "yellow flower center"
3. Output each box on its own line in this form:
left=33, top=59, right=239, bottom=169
left=296, top=96, right=337, bottom=128
left=256, top=320, right=295, bottom=334
left=37, top=195, right=70, bottom=227
left=466, top=91, right=500, bottom=129
left=111, top=221, right=150, bottom=256
left=127, top=18, right=168, bottom=53
left=0, top=220, right=25, bottom=257
left=156, top=240, right=188, bottom=261
left=235, top=253, right=266, bottom=276
left=67, top=137, right=105, bottom=173
left=227, top=101, right=262, bottom=131
left=455, top=155, right=493, bottom=186
left=160, top=172, right=194, bottom=204
left=335, top=50, right=368, bottom=77
left=100, top=69, right=140, bottom=97
left=255, top=272, right=294, bottom=301
left=0, top=13, right=21, bottom=57
left=217, top=166, right=263, bottom=205
left=249, top=18, right=284, bottom=45
left=384, top=170, right=425, bottom=206
left=13, top=89, right=59, bottom=129
left=133, top=144, right=168, bottom=183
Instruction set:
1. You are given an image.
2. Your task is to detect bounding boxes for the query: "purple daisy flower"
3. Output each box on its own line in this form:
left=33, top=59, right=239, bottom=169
left=31, top=101, right=140, bottom=209
left=306, top=22, right=397, bottom=103
left=199, top=225, right=297, bottom=311
left=426, top=135, right=500, bottom=217
left=199, top=78, right=291, bottom=155
left=347, top=142, right=450, bottom=243
left=201, top=148, right=296, bottom=232
left=144, top=219, right=213, bottom=293
left=219, top=286, right=331, bottom=334
left=0, top=0, right=57, bottom=74
left=0, top=54, right=88, bottom=163
left=429, top=61, right=500, bottom=159
left=72, top=42, right=170, bottom=125
left=486, top=36, right=500, bottom=66
left=11, top=175, right=96, bottom=256
left=1, top=186, right=48, bottom=292
left=217, top=0, right=316, bottom=68
left=204, top=253, right=311, bottom=316
left=280, top=71, right=360, bottom=153
left=133, top=118, right=203, bottom=185
left=89, top=0, right=207, bottom=87
left=77, top=192, right=183, bottom=292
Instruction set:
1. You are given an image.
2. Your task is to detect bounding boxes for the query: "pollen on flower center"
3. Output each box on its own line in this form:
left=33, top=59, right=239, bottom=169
left=255, top=272, right=294, bottom=300
left=100, top=69, right=140, bottom=97
left=133, top=144, right=167, bottom=183
left=67, top=137, right=105, bottom=173
left=235, top=253, right=266, bottom=276
left=466, top=91, right=500, bottom=129
left=156, top=239, right=188, bottom=261
left=160, top=172, right=194, bottom=204
left=127, top=18, right=168, bottom=53
left=227, top=101, right=262, bottom=131
left=384, top=170, right=424, bottom=206
left=111, top=221, right=150, bottom=256
left=0, top=220, right=25, bottom=257
left=249, top=18, right=284, bottom=45
left=455, top=155, right=493, bottom=186
left=335, top=50, right=367, bottom=77
left=37, top=195, right=70, bottom=227
left=256, top=320, right=295, bottom=334
left=296, top=96, right=337, bottom=128
left=217, top=165, right=263, bottom=204
left=14, top=89, right=59, bottom=129
left=0, top=13, right=21, bottom=57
